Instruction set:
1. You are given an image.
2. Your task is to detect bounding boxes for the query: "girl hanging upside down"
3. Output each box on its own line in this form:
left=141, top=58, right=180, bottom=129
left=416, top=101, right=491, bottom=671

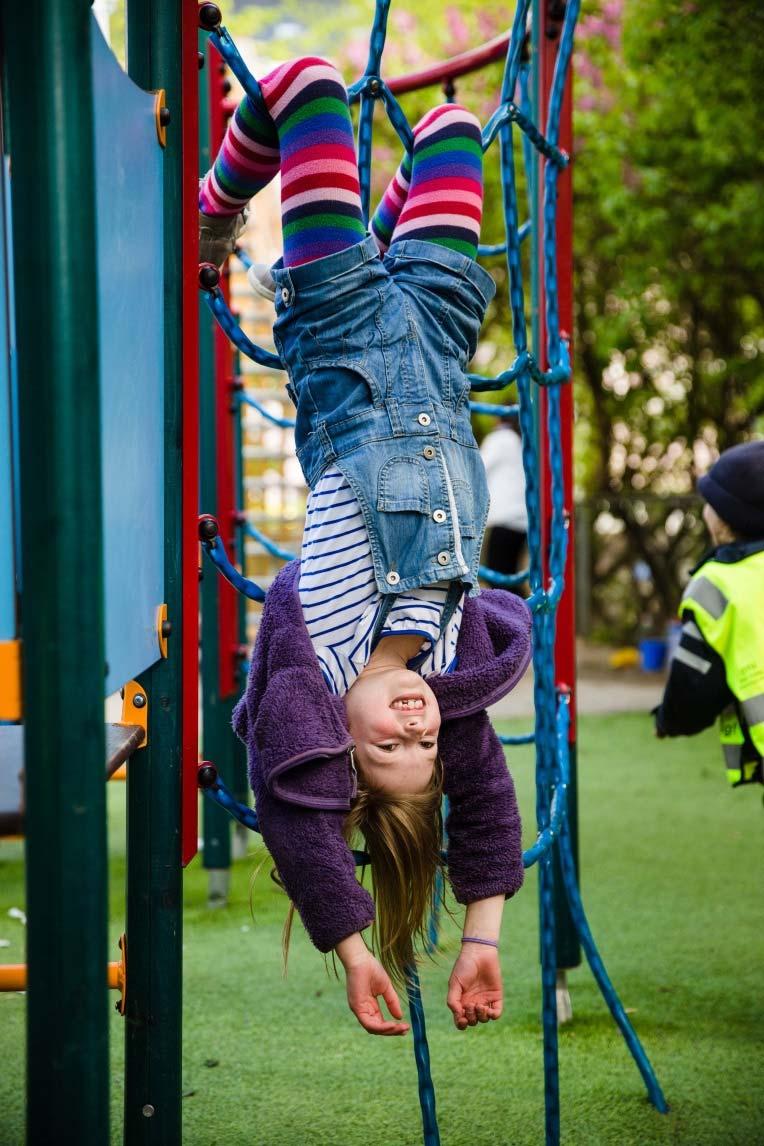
left=199, top=57, right=532, bottom=1036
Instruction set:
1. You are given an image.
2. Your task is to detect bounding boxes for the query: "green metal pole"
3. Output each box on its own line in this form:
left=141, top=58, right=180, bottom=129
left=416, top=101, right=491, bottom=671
left=124, top=3, right=184, bottom=1142
left=1, top=3, right=109, bottom=1142
left=199, top=317, right=235, bottom=890
left=198, top=47, right=234, bottom=896
left=231, top=344, right=250, bottom=807
left=230, top=341, right=250, bottom=861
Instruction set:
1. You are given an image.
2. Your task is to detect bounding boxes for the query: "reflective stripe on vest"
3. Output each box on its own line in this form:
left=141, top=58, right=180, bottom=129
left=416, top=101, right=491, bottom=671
left=682, top=576, right=729, bottom=620
left=741, top=693, right=764, bottom=727
left=679, top=549, right=764, bottom=782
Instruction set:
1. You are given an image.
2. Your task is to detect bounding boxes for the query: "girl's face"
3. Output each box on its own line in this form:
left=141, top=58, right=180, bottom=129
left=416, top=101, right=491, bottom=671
left=344, top=668, right=441, bottom=795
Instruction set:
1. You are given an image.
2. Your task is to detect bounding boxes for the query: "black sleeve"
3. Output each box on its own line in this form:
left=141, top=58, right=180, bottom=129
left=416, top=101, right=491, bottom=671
left=654, top=611, right=733, bottom=737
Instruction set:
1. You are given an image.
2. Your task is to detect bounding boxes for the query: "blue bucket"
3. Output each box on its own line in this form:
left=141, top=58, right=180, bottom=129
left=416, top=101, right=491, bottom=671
left=638, top=637, right=667, bottom=672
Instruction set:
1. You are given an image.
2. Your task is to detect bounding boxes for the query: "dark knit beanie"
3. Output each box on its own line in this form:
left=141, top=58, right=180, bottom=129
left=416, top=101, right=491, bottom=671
left=698, top=440, right=764, bottom=538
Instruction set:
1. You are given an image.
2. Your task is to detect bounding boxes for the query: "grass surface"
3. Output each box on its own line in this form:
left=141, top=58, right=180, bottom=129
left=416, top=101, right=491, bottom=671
left=1, top=713, right=763, bottom=1145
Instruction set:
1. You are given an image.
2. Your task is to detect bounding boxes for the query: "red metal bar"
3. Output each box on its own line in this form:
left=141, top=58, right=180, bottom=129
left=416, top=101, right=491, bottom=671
left=181, top=0, right=200, bottom=866
left=208, top=47, right=240, bottom=700
left=217, top=33, right=510, bottom=104
left=537, top=10, right=576, bottom=738
left=386, top=32, right=510, bottom=95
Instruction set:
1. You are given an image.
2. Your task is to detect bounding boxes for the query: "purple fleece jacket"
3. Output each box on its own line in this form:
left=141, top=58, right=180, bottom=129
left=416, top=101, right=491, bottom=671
left=232, top=561, right=532, bottom=953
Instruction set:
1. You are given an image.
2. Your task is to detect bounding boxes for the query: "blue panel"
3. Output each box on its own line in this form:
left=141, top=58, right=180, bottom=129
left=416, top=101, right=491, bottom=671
left=0, top=158, right=16, bottom=641
left=91, top=17, right=165, bottom=694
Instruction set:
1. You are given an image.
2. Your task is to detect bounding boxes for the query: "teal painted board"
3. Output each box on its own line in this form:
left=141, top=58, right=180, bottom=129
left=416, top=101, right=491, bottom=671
left=0, top=157, right=15, bottom=641
left=91, top=17, right=165, bottom=693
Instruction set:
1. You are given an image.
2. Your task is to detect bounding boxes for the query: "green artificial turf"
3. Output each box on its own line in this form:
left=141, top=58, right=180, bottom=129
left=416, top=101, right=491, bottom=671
left=1, top=713, right=762, bottom=1145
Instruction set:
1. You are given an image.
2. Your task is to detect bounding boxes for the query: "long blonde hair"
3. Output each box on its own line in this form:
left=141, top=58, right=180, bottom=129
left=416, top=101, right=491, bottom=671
left=275, top=757, right=445, bottom=985
left=342, top=756, right=444, bottom=985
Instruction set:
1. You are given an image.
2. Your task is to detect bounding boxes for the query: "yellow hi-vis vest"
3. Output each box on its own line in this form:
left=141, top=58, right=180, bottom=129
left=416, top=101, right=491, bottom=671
left=679, top=547, right=764, bottom=785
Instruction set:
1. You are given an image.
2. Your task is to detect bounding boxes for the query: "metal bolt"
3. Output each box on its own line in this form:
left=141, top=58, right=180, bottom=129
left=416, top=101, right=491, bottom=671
left=132, top=693, right=147, bottom=709
left=369, top=78, right=381, bottom=95
left=198, top=263, right=220, bottom=291
left=198, top=2, right=222, bottom=31
left=142, top=1105, right=155, bottom=1118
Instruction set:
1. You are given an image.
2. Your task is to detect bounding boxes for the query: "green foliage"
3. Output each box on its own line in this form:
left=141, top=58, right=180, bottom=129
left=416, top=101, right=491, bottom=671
left=574, top=0, right=764, bottom=626
left=223, top=0, right=764, bottom=630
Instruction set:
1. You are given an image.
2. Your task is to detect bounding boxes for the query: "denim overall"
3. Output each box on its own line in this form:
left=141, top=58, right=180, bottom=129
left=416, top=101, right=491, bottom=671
left=271, top=234, right=496, bottom=600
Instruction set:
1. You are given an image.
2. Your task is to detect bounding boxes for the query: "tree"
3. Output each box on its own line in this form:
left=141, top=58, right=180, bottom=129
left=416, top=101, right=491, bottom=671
left=574, top=0, right=764, bottom=632
left=225, top=0, right=764, bottom=634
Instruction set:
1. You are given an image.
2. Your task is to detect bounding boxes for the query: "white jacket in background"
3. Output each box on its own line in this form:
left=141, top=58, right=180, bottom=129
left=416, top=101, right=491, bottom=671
left=480, top=426, right=528, bottom=531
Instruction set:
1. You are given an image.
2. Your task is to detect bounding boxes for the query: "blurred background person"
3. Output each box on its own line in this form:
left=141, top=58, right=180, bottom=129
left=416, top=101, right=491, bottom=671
left=481, top=414, right=528, bottom=589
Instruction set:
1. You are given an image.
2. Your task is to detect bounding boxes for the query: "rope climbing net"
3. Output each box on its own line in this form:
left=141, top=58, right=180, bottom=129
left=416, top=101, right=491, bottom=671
left=195, top=3, right=668, bottom=1144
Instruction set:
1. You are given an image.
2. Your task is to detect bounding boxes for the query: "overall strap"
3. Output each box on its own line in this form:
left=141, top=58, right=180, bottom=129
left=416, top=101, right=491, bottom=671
left=371, top=581, right=464, bottom=670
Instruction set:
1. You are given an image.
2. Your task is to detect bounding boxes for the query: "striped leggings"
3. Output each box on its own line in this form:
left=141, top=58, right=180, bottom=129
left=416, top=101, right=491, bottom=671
left=199, top=56, right=484, bottom=268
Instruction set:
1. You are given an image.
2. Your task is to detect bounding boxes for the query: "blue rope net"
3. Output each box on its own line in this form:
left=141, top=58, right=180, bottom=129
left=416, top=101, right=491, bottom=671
left=198, top=4, right=668, bottom=1144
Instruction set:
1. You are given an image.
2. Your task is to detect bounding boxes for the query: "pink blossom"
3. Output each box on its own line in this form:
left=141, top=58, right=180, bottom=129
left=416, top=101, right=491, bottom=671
left=392, top=10, right=417, bottom=35
left=477, top=11, right=503, bottom=40
left=575, top=53, right=601, bottom=84
left=344, top=37, right=367, bottom=72
left=446, top=6, right=471, bottom=51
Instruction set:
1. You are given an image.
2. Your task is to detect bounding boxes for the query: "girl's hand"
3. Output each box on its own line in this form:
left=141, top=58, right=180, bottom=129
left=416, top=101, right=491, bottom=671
left=447, top=946, right=503, bottom=1030
left=335, top=933, right=409, bottom=1036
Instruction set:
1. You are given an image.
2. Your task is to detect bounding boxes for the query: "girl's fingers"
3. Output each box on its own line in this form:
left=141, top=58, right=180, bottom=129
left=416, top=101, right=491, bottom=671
left=446, top=982, right=463, bottom=1015
left=359, top=1012, right=410, bottom=1036
left=382, top=983, right=403, bottom=1020
left=463, top=1004, right=478, bottom=1026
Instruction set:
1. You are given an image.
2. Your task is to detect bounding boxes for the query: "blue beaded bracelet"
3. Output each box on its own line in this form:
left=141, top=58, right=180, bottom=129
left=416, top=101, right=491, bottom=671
left=461, top=936, right=499, bottom=949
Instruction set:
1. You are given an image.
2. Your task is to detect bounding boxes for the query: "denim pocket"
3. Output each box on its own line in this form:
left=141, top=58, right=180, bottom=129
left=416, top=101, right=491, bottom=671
left=377, top=457, right=431, bottom=514
left=305, top=360, right=384, bottom=417
left=301, top=288, right=379, bottom=361
left=452, top=476, right=483, bottom=539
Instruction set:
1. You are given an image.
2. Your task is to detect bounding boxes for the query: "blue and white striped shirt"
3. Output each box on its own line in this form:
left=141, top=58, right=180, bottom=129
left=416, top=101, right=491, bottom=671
left=299, top=467, right=463, bottom=696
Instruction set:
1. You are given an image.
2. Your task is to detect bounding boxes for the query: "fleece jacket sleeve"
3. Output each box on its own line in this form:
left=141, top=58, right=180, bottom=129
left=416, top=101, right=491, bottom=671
left=440, top=710, right=525, bottom=904
left=252, top=775, right=375, bottom=954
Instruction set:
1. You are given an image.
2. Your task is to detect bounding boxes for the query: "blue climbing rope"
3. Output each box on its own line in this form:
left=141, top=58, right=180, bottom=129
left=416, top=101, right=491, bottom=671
left=201, top=530, right=266, bottom=602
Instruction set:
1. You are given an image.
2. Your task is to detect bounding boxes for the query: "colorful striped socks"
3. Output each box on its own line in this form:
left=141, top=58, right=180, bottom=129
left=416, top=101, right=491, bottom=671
left=200, top=60, right=484, bottom=269
left=370, top=151, right=412, bottom=254
left=387, top=106, right=484, bottom=259
left=259, top=57, right=367, bottom=268
left=199, top=95, right=280, bottom=216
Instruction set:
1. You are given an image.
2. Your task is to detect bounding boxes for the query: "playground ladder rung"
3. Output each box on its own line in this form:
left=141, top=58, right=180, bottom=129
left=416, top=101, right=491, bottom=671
left=242, top=446, right=295, bottom=461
